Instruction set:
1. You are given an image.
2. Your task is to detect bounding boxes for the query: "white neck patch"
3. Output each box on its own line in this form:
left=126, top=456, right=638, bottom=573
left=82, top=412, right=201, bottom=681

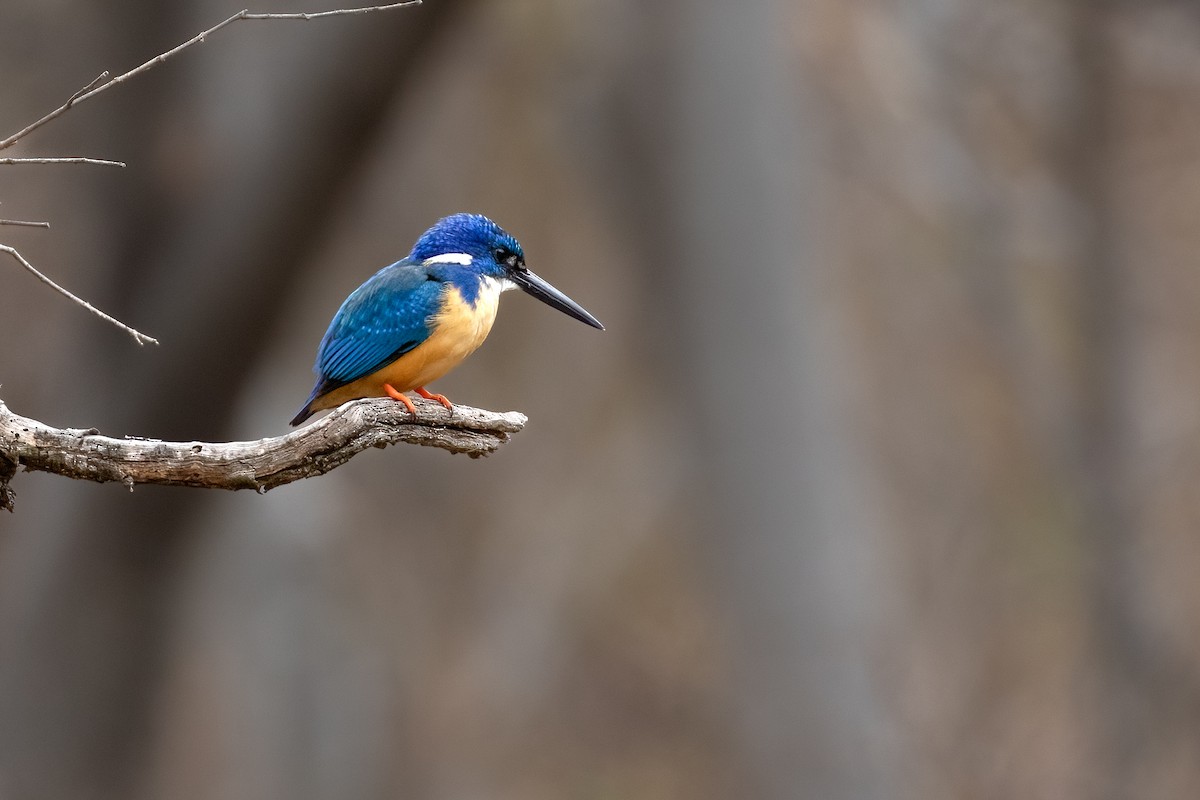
left=424, top=252, right=474, bottom=266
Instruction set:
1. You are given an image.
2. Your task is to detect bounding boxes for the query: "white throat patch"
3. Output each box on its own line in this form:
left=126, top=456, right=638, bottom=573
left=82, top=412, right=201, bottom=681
left=424, top=252, right=474, bottom=266
left=481, top=276, right=518, bottom=294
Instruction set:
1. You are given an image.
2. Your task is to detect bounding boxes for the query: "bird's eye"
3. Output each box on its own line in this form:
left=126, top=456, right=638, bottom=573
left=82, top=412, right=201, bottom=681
left=494, top=247, right=522, bottom=269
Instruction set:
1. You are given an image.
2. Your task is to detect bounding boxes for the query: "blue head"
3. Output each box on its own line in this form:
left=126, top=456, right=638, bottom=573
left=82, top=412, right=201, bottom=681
left=410, top=213, right=604, bottom=329
left=410, top=213, right=523, bottom=274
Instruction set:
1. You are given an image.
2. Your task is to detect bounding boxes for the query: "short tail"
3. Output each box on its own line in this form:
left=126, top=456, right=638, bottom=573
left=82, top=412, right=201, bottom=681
left=291, top=377, right=341, bottom=426
left=289, top=402, right=315, bottom=427
left=289, top=386, right=323, bottom=427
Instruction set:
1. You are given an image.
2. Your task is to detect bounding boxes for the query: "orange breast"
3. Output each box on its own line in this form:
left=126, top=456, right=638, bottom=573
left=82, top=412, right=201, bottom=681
left=309, top=281, right=501, bottom=412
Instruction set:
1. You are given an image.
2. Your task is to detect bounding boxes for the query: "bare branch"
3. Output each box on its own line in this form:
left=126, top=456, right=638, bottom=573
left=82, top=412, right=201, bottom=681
left=0, top=397, right=527, bottom=509
left=0, top=219, right=50, bottom=228
left=1, top=245, right=158, bottom=346
left=0, top=157, right=125, bottom=167
left=239, top=3, right=423, bottom=20
left=0, top=2, right=422, bottom=353
left=0, top=72, right=108, bottom=151
left=0, top=2, right=422, bottom=150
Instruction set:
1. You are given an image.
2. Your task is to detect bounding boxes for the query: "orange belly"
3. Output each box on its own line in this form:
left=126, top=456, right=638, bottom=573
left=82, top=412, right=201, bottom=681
left=309, top=282, right=500, bottom=412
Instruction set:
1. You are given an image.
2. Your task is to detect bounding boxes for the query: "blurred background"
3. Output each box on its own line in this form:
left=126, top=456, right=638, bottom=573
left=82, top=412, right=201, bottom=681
left=2, top=0, right=1200, bottom=797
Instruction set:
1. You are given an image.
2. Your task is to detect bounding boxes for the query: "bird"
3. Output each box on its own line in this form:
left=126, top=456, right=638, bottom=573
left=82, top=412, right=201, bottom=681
left=290, top=213, right=604, bottom=426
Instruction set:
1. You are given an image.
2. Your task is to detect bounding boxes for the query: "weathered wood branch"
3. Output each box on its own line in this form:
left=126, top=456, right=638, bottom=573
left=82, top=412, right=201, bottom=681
left=0, top=397, right=527, bottom=510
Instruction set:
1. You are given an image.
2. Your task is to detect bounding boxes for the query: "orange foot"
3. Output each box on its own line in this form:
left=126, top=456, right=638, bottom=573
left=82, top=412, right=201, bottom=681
left=415, top=386, right=454, bottom=411
left=383, top=383, right=418, bottom=416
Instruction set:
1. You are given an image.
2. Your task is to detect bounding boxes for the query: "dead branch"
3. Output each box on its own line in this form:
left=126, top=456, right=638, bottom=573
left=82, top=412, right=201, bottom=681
left=0, top=1, right=422, bottom=347
left=0, top=2, right=422, bottom=151
left=0, top=72, right=108, bottom=152
left=0, top=397, right=527, bottom=510
left=1, top=245, right=159, bottom=346
left=0, top=157, right=125, bottom=167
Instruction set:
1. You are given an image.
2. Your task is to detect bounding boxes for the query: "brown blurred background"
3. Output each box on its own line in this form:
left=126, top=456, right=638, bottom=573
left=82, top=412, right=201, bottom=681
left=3, top=0, right=1200, bottom=798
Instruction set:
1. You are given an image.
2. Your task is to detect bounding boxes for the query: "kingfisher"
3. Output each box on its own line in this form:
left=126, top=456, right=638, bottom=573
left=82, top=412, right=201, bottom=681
left=290, top=213, right=604, bottom=426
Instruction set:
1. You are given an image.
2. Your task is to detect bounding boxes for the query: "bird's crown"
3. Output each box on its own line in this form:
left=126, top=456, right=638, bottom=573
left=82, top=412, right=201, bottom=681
left=409, top=213, right=524, bottom=267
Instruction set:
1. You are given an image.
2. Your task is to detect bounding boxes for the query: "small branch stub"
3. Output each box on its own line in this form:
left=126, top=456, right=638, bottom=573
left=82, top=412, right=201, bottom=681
left=0, top=453, right=16, bottom=512
left=0, top=157, right=125, bottom=167
left=0, top=219, right=50, bottom=228
left=0, top=397, right=526, bottom=509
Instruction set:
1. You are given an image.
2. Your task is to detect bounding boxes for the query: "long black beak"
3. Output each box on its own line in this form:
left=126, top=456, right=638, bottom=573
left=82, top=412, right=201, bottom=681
left=510, top=268, right=605, bottom=330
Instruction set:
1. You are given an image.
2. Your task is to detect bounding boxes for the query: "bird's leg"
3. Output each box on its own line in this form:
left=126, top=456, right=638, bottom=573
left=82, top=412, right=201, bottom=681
left=415, top=386, right=454, bottom=411
left=383, top=383, right=418, bottom=417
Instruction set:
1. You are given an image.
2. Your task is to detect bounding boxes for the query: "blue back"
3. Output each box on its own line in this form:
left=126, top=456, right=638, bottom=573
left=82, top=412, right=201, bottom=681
left=312, top=258, right=443, bottom=391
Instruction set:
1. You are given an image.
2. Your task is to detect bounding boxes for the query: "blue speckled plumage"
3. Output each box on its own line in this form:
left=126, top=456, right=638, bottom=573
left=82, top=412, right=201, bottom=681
left=290, top=213, right=604, bottom=426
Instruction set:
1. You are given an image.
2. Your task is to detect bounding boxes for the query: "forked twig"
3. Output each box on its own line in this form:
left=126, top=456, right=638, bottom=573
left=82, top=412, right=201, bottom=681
left=0, top=72, right=108, bottom=152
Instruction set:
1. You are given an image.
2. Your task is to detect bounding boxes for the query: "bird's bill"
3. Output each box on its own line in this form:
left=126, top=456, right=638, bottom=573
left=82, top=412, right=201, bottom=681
left=511, top=269, right=605, bottom=330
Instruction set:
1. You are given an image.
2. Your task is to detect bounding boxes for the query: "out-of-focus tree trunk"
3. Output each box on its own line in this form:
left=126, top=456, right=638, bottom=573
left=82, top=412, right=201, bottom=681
left=619, top=1, right=895, bottom=797
left=1066, top=4, right=1200, bottom=797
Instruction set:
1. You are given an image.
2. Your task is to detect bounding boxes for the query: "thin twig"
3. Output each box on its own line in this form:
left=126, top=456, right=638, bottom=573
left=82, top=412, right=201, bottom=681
left=0, top=219, right=50, bottom=228
left=0, top=1, right=422, bottom=354
left=0, top=157, right=125, bottom=167
left=240, top=3, right=422, bottom=20
left=0, top=396, right=527, bottom=509
left=0, top=3, right=422, bottom=150
left=0, top=72, right=108, bottom=151
left=0, top=245, right=158, bottom=346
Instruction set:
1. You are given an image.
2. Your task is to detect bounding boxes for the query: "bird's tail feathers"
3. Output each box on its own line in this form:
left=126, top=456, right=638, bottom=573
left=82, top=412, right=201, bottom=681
left=289, top=402, right=315, bottom=427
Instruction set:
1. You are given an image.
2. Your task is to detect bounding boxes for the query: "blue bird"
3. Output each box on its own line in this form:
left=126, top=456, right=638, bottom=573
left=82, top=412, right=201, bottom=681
left=290, top=213, right=604, bottom=426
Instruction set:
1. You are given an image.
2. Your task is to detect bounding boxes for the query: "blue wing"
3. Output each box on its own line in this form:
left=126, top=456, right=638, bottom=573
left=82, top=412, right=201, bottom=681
left=314, top=259, right=443, bottom=387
